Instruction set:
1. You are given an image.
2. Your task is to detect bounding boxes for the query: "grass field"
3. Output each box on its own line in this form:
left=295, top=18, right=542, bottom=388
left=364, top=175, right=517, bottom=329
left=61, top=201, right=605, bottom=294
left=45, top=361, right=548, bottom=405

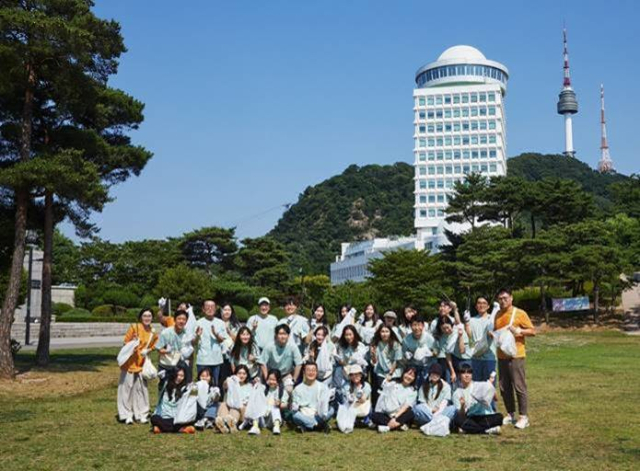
left=1, top=331, right=639, bottom=471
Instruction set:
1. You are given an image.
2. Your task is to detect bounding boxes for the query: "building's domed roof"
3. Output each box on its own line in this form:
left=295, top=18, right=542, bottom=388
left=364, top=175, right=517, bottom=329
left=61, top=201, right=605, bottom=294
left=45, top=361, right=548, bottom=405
left=437, top=45, right=486, bottom=62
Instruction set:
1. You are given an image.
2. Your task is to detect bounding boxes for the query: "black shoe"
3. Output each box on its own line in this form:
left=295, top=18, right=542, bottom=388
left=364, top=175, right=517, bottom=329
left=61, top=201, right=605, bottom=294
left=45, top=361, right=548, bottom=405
left=322, top=421, right=331, bottom=434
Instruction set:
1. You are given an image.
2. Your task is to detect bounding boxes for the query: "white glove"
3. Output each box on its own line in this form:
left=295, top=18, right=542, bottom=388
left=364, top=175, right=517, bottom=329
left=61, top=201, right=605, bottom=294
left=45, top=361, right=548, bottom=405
left=463, top=310, right=471, bottom=323
left=405, top=351, right=413, bottom=360
left=158, top=297, right=167, bottom=308
left=140, top=348, right=149, bottom=357
left=492, top=302, right=500, bottom=312
left=210, top=387, right=221, bottom=402
left=158, top=369, right=167, bottom=380
left=514, top=327, right=522, bottom=336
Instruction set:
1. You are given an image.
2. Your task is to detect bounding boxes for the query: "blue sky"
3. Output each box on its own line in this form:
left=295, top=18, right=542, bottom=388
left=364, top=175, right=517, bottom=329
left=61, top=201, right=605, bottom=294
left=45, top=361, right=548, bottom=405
left=69, top=0, right=639, bottom=243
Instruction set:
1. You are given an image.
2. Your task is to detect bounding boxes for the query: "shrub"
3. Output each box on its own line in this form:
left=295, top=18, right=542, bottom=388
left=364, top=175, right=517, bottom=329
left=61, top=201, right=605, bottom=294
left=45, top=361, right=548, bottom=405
left=139, top=294, right=157, bottom=309
left=233, top=305, right=249, bottom=322
left=102, top=288, right=140, bottom=309
left=92, top=304, right=127, bottom=316
left=52, top=302, right=73, bottom=316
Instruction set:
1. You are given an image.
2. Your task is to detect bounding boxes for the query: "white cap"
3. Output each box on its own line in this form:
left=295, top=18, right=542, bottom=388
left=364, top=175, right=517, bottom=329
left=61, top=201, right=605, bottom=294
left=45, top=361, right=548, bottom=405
left=347, top=364, right=363, bottom=375
left=258, top=297, right=271, bottom=305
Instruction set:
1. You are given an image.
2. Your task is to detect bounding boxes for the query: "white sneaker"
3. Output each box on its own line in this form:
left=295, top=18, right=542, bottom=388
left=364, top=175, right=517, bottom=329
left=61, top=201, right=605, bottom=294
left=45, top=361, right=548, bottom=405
left=515, top=416, right=530, bottom=429
left=502, top=414, right=516, bottom=426
left=272, top=421, right=281, bottom=435
left=248, top=423, right=261, bottom=435
left=485, top=426, right=501, bottom=435
left=195, top=419, right=206, bottom=430
left=400, top=424, right=409, bottom=431
left=125, top=417, right=133, bottom=425
left=138, top=417, right=148, bottom=424
left=378, top=425, right=390, bottom=433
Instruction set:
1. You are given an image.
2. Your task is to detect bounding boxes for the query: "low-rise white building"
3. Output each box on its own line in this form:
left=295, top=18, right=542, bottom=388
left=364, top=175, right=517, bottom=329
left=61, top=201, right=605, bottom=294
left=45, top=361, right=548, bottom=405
left=330, top=236, right=420, bottom=285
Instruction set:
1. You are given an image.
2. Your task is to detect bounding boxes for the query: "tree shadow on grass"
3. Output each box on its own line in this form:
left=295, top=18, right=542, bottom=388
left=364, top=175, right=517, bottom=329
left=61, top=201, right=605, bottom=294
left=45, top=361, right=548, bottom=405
left=13, top=348, right=118, bottom=375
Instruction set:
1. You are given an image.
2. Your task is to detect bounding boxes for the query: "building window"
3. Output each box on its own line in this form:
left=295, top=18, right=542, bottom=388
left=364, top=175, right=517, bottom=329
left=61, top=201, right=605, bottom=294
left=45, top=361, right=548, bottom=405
left=470, top=93, right=478, bottom=103
left=419, top=111, right=426, bottom=119
left=419, top=138, right=426, bottom=147
left=428, top=209, right=436, bottom=217
left=480, top=150, right=487, bottom=158
left=462, top=122, right=470, bottom=131
left=481, top=164, right=488, bottom=172
left=471, top=107, right=479, bottom=117
left=419, top=195, right=426, bottom=203
left=419, top=167, right=426, bottom=175
left=444, top=95, right=451, bottom=104
left=436, top=110, right=443, bottom=118
left=454, top=165, right=461, bottom=173
left=428, top=195, right=435, bottom=203
left=428, top=166, right=435, bottom=175
left=479, top=107, right=487, bottom=116
left=462, top=136, right=470, bottom=145
left=427, top=111, right=435, bottom=119
left=436, top=123, right=443, bottom=132
left=436, top=151, right=444, bottom=160
left=479, top=93, right=487, bottom=102
left=453, top=123, right=461, bottom=132
left=453, top=136, right=461, bottom=145
left=489, top=163, right=497, bottom=172
left=427, top=139, right=435, bottom=147
left=420, top=209, right=427, bottom=217
left=444, top=109, right=452, bottom=119
left=419, top=153, right=426, bottom=161
left=472, top=150, right=479, bottom=159
left=427, top=124, right=435, bottom=133
left=436, top=138, right=443, bottom=146
left=453, top=108, right=460, bottom=118
left=489, top=135, right=497, bottom=144
left=419, top=125, right=426, bottom=133
left=437, top=180, right=444, bottom=188
left=488, top=106, right=496, bottom=116
left=453, top=94, right=460, bottom=104
left=444, top=137, right=452, bottom=146
left=488, top=92, right=496, bottom=102
left=461, top=94, right=469, bottom=103
left=488, top=120, right=496, bottom=130
left=428, top=180, right=435, bottom=189
left=445, top=151, right=452, bottom=160
left=489, top=149, right=497, bottom=158
left=419, top=180, right=427, bottom=189
left=480, top=135, right=487, bottom=144
left=461, top=108, right=469, bottom=117
left=435, top=96, right=443, bottom=105
left=436, top=166, right=444, bottom=175
left=453, top=150, right=461, bottom=160
left=471, top=121, right=478, bottom=131
left=418, top=97, right=425, bottom=106
left=445, top=165, right=453, bottom=174
left=428, top=151, right=435, bottom=161
left=470, top=136, right=478, bottom=145
left=437, top=194, right=445, bottom=203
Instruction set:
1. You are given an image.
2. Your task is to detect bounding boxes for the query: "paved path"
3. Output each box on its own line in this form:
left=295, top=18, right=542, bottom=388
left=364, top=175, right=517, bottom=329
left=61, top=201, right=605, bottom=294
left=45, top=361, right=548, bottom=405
left=621, top=280, right=640, bottom=335
left=20, top=336, right=123, bottom=351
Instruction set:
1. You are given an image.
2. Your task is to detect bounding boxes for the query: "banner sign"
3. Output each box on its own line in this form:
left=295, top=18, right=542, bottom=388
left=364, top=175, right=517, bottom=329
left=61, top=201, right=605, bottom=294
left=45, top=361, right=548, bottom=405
left=551, top=296, right=590, bottom=312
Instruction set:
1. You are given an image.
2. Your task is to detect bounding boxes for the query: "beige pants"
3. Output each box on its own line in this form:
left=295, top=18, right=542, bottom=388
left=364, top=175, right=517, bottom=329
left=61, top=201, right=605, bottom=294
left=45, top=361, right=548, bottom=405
left=117, top=370, right=150, bottom=421
left=217, top=402, right=245, bottom=422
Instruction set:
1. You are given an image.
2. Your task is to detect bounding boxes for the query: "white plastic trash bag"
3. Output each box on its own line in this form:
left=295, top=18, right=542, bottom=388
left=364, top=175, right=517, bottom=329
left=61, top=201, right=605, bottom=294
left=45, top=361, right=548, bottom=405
left=471, top=334, right=490, bottom=358
left=317, top=383, right=331, bottom=417
left=471, top=381, right=495, bottom=407
left=375, top=381, right=401, bottom=414
left=174, top=386, right=198, bottom=425
left=494, top=307, right=518, bottom=357
left=180, top=344, right=194, bottom=361
left=117, top=339, right=140, bottom=367
left=225, top=375, right=243, bottom=409
left=141, top=356, right=158, bottom=380
left=316, top=343, right=333, bottom=376
left=245, top=383, right=268, bottom=420
left=421, top=414, right=450, bottom=437
left=336, top=403, right=356, bottom=433
left=414, top=345, right=434, bottom=364
left=334, top=308, right=356, bottom=339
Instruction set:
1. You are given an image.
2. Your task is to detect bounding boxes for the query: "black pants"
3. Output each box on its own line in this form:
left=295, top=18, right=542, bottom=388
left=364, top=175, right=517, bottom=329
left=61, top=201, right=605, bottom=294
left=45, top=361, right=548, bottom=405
left=218, top=360, right=232, bottom=388
left=371, top=409, right=415, bottom=427
left=454, top=413, right=503, bottom=434
left=371, top=375, right=385, bottom=408
left=151, top=415, right=185, bottom=433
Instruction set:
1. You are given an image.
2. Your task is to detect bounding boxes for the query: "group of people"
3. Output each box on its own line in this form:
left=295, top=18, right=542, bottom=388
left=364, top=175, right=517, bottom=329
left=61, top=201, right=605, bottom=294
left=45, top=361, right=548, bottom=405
left=116, top=287, right=535, bottom=437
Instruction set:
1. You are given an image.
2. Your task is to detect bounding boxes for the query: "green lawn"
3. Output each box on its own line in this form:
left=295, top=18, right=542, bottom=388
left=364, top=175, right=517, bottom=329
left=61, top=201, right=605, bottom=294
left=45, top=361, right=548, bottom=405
left=1, top=331, right=639, bottom=471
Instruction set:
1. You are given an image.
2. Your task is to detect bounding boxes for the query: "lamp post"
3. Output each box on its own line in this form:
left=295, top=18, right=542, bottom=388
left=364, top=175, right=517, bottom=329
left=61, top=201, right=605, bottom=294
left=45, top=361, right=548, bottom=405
left=24, top=230, right=38, bottom=346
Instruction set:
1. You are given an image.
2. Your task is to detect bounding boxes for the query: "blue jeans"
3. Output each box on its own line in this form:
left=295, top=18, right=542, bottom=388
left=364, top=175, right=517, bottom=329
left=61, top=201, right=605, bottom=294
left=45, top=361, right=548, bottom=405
left=292, top=407, right=335, bottom=430
left=413, top=403, right=456, bottom=426
left=471, top=359, right=496, bottom=382
left=196, top=364, right=221, bottom=387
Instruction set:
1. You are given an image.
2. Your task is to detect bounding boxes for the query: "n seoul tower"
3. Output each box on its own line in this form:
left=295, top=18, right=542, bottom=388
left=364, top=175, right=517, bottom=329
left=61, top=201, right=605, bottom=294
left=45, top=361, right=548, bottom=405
left=557, top=28, right=578, bottom=157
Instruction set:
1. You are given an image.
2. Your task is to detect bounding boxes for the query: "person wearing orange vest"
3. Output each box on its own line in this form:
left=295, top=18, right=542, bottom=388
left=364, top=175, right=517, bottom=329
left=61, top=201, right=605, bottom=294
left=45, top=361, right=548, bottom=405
left=493, top=287, right=535, bottom=430
left=117, top=308, right=159, bottom=424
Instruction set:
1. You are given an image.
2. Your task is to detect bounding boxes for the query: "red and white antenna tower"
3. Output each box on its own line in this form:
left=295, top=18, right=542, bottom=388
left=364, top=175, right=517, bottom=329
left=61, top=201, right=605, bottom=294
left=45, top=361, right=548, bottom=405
left=597, top=84, right=614, bottom=173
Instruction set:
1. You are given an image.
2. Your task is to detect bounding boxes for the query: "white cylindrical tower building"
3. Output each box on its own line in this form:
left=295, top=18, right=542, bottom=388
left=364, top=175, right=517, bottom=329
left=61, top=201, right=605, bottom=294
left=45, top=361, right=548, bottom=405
left=413, top=45, right=509, bottom=251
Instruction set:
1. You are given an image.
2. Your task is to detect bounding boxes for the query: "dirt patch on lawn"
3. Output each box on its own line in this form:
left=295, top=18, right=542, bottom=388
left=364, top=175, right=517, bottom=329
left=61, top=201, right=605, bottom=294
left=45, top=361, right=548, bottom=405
left=0, top=365, right=117, bottom=400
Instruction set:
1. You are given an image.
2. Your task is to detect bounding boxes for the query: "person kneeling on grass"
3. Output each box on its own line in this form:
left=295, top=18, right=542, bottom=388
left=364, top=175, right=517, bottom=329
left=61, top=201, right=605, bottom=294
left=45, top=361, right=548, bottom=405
left=194, top=368, right=221, bottom=430
left=413, top=362, right=456, bottom=426
left=371, top=367, right=418, bottom=433
left=150, top=366, right=195, bottom=434
left=451, top=363, right=503, bottom=435
left=291, top=362, right=334, bottom=433
left=215, top=365, right=253, bottom=433
left=247, top=369, right=289, bottom=436
left=339, top=364, right=372, bottom=429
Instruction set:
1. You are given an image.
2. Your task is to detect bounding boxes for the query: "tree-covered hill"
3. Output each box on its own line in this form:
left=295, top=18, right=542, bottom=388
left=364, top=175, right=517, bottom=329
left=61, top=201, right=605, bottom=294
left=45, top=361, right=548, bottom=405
left=268, top=163, right=414, bottom=274
left=270, top=154, right=631, bottom=274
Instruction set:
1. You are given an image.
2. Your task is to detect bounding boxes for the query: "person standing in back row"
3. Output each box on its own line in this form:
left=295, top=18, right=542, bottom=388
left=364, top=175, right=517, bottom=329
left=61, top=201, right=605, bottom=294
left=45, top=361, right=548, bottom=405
left=247, top=297, right=278, bottom=352
left=493, top=287, right=535, bottom=430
